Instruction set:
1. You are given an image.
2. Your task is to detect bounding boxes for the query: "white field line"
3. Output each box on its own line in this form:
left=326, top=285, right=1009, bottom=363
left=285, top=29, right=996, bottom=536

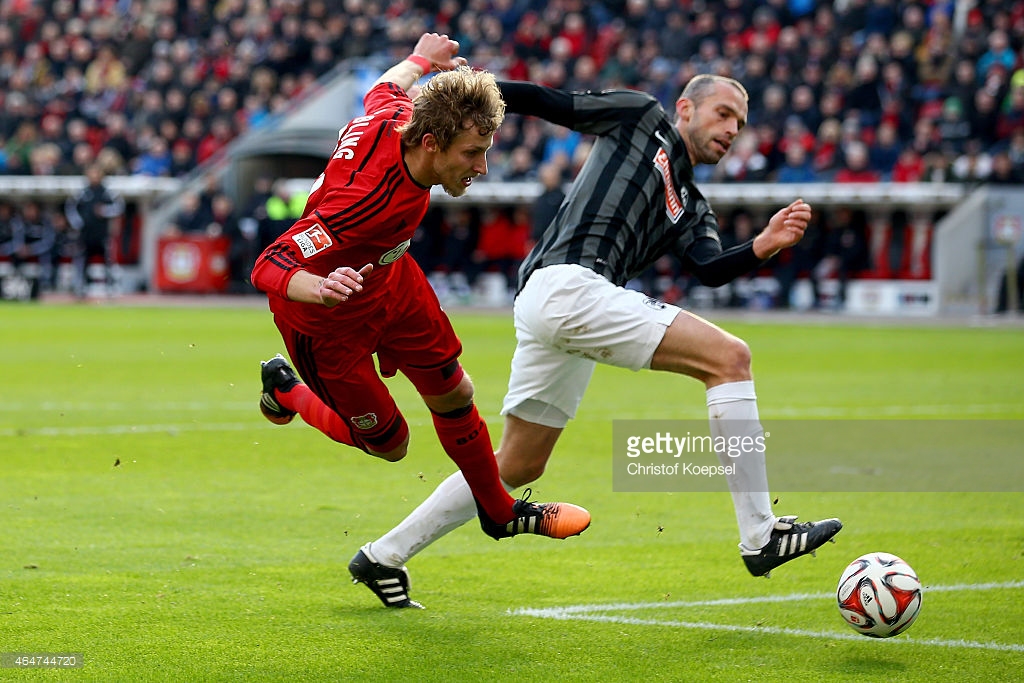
left=613, top=404, right=1024, bottom=419
left=511, top=581, right=1024, bottom=653
left=2, top=402, right=1021, bottom=418
left=0, top=423, right=259, bottom=438
left=3, top=404, right=1022, bottom=439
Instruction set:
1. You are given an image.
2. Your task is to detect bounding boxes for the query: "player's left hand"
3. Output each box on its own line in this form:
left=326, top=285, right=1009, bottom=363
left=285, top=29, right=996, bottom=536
left=319, top=263, right=373, bottom=307
left=755, top=199, right=812, bottom=258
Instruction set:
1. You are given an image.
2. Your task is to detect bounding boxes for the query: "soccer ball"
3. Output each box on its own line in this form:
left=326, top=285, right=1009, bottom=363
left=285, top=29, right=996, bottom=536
left=837, top=552, right=922, bottom=638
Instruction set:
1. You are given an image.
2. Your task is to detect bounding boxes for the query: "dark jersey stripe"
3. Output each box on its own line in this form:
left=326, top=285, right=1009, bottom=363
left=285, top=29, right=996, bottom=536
left=517, top=88, right=721, bottom=291
left=317, top=165, right=403, bottom=232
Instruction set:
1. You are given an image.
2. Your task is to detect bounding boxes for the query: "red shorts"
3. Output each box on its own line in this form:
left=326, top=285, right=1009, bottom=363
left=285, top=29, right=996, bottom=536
left=273, top=257, right=464, bottom=448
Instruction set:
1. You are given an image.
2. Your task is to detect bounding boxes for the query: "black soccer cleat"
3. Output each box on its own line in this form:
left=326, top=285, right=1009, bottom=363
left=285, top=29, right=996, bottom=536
left=477, top=488, right=591, bottom=540
left=348, top=548, right=423, bottom=609
left=259, top=353, right=300, bottom=425
left=741, top=515, right=843, bottom=578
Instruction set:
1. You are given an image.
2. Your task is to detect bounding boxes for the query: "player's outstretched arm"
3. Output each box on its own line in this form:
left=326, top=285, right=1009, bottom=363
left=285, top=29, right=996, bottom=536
left=373, top=33, right=467, bottom=92
left=752, top=198, right=813, bottom=259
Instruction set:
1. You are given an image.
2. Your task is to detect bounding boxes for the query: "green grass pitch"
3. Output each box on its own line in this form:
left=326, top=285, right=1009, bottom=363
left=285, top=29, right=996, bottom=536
left=2, top=302, right=1022, bottom=681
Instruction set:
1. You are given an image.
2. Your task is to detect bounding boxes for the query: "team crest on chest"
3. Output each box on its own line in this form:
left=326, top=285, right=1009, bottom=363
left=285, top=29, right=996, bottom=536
left=293, top=224, right=333, bottom=257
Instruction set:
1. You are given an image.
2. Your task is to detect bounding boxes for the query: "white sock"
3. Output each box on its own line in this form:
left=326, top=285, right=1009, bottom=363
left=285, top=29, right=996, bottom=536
left=706, top=380, right=775, bottom=553
left=366, top=471, right=514, bottom=567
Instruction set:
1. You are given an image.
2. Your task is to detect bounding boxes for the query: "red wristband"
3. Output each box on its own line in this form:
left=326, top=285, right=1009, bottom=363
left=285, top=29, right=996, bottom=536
left=406, top=54, right=432, bottom=74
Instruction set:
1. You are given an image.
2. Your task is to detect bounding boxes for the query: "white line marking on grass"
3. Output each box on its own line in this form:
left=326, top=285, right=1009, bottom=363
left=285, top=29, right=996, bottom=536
left=606, top=404, right=1024, bottom=420
left=511, top=580, right=1024, bottom=652
left=5, top=401, right=256, bottom=412
left=0, top=423, right=259, bottom=437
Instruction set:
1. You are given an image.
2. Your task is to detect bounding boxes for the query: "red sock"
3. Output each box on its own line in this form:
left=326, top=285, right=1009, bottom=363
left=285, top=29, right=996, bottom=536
left=432, top=404, right=515, bottom=523
left=276, top=384, right=359, bottom=448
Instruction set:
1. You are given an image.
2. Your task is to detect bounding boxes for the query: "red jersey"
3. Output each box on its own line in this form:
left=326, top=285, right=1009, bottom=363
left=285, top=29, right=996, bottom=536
left=252, top=82, right=431, bottom=336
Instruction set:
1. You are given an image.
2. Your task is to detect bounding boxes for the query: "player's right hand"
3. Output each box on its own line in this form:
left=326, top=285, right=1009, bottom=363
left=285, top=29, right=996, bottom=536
left=411, top=33, right=467, bottom=71
left=320, top=264, right=373, bottom=307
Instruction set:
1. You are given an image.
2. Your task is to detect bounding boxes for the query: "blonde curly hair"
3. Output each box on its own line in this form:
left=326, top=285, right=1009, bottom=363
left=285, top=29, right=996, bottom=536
left=399, top=67, right=506, bottom=151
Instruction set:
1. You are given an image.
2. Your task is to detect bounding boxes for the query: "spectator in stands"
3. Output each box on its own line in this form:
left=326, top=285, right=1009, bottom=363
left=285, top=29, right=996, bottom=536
left=977, top=29, right=1017, bottom=83
left=196, top=116, right=236, bottom=164
left=812, top=117, right=843, bottom=175
left=773, top=209, right=825, bottom=310
left=921, top=149, right=955, bottom=183
left=997, top=84, right=1024, bottom=140
left=28, top=143, right=62, bottom=176
left=952, top=139, right=993, bottom=185
left=441, top=206, right=480, bottom=287
left=0, top=201, right=17, bottom=262
left=132, top=137, right=173, bottom=177
left=970, top=88, right=1003, bottom=149
left=834, top=140, right=881, bottom=183
left=531, top=162, right=565, bottom=247
left=471, top=207, right=529, bottom=289
left=11, top=200, right=57, bottom=295
left=891, top=146, right=926, bottom=182
left=789, top=84, right=821, bottom=134
left=937, top=97, right=972, bottom=153
left=775, top=142, right=818, bottom=183
left=5, top=121, right=38, bottom=172
left=207, top=193, right=239, bottom=239
left=845, top=56, right=883, bottom=128
left=756, top=83, right=789, bottom=131
left=815, top=208, right=869, bottom=309
left=501, top=145, right=539, bottom=182
left=1005, top=129, right=1024, bottom=169
left=868, top=121, right=902, bottom=178
left=64, top=163, right=124, bottom=298
left=164, top=191, right=212, bottom=237
left=989, top=150, right=1024, bottom=184
left=259, top=179, right=306, bottom=253
left=716, top=131, right=770, bottom=182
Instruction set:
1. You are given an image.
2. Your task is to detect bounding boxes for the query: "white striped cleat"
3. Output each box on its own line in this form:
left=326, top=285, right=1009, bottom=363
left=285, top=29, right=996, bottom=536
left=348, top=547, right=424, bottom=609
left=741, top=515, right=843, bottom=577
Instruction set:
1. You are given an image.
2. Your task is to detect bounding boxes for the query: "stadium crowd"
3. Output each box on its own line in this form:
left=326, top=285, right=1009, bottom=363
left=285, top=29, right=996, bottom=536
left=0, top=0, right=1023, bottom=306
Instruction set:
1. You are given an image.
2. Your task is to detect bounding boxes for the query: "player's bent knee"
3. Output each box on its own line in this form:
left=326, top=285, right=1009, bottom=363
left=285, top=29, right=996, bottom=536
left=721, top=336, right=753, bottom=379
left=369, top=441, right=409, bottom=462
left=424, top=373, right=475, bottom=414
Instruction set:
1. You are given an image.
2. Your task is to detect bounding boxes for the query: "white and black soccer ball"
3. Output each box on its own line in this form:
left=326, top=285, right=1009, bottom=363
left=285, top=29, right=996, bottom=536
left=837, top=552, right=922, bottom=638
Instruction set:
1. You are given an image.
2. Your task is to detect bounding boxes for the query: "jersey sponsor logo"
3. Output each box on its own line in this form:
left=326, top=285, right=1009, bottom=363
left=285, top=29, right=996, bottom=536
left=378, top=239, right=411, bottom=265
left=350, top=413, right=378, bottom=430
left=653, top=147, right=684, bottom=224
left=292, top=224, right=333, bottom=257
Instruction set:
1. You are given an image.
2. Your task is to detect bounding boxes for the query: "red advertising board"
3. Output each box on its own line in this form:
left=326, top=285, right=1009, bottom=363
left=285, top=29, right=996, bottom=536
left=155, top=235, right=230, bottom=293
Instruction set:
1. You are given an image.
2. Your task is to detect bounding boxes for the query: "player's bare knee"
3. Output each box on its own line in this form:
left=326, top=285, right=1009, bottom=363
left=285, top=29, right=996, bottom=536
left=448, top=374, right=475, bottom=405
left=371, top=442, right=409, bottom=462
left=425, top=373, right=475, bottom=413
left=718, top=336, right=753, bottom=382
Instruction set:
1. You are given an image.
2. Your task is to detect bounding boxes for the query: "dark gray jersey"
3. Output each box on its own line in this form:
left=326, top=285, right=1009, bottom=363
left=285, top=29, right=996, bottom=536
left=517, top=89, right=722, bottom=290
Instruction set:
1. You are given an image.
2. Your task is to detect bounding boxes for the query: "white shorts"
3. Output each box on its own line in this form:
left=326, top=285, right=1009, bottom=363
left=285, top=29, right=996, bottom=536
left=501, top=264, right=681, bottom=428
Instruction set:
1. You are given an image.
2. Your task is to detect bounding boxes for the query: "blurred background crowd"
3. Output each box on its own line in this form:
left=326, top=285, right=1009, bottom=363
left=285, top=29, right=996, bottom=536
left=0, top=0, right=1022, bottom=307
